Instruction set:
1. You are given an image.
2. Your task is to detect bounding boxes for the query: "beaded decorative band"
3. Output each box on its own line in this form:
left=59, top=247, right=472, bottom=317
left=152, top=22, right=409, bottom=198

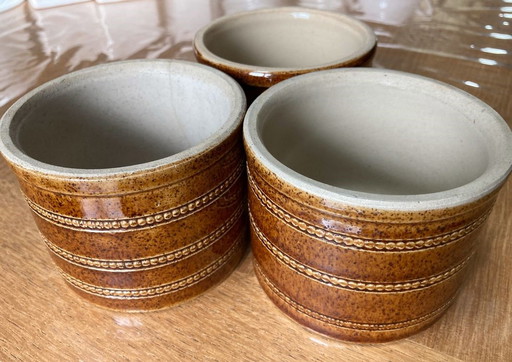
left=27, top=162, right=244, bottom=232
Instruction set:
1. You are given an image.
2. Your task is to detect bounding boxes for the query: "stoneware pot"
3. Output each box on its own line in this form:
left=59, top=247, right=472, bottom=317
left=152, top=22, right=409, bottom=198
left=0, top=60, right=247, bottom=311
left=194, top=7, right=376, bottom=91
left=243, top=68, right=512, bottom=342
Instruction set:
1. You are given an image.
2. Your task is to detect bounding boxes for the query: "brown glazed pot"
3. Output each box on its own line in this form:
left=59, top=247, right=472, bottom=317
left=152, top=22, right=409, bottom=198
left=243, top=69, right=512, bottom=342
left=0, top=60, right=247, bottom=311
left=194, top=7, right=377, bottom=91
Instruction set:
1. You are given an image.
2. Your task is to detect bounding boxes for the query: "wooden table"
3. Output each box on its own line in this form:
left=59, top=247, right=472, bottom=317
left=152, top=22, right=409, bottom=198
left=0, top=1, right=511, bottom=360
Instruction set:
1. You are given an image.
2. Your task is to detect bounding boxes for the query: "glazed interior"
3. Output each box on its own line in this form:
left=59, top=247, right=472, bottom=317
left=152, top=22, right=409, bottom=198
left=202, top=9, right=373, bottom=68
left=256, top=73, right=494, bottom=196
left=7, top=62, right=238, bottom=169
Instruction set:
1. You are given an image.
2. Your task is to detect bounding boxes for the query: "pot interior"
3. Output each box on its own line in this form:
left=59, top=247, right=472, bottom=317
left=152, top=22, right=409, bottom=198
left=10, top=64, right=235, bottom=169
left=203, top=10, right=372, bottom=68
left=258, top=79, right=490, bottom=195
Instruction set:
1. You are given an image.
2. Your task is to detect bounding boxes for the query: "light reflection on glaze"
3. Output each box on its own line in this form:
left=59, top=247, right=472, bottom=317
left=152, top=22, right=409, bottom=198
left=81, top=197, right=126, bottom=220
left=489, top=32, right=512, bottom=39
left=480, top=47, right=508, bottom=54
left=249, top=71, right=273, bottom=78
left=464, top=80, right=480, bottom=88
left=478, top=58, right=499, bottom=65
left=321, top=217, right=362, bottom=236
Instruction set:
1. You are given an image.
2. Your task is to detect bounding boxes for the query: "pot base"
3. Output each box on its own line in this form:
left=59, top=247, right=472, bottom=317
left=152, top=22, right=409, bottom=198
left=57, top=238, right=247, bottom=312
left=254, top=261, right=455, bottom=343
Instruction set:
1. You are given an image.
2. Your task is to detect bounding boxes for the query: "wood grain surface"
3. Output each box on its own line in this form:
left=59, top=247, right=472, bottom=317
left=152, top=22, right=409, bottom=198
left=0, top=0, right=511, bottom=360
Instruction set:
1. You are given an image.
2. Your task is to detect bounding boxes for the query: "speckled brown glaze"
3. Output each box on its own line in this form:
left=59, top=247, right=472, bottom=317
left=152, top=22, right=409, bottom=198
left=0, top=60, right=248, bottom=311
left=245, top=147, right=501, bottom=342
left=242, top=67, right=512, bottom=342
left=4, top=128, right=248, bottom=311
left=193, top=7, right=377, bottom=89
left=194, top=46, right=376, bottom=89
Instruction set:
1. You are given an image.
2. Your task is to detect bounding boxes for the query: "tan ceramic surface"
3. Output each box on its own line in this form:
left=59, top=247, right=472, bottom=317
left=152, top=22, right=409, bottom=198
left=1, top=1, right=512, bottom=360
left=194, top=7, right=377, bottom=88
left=0, top=60, right=248, bottom=310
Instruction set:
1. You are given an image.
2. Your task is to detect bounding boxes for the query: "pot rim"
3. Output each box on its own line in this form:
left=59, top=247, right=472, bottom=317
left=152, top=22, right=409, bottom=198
left=243, top=68, right=512, bottom=211
left=194, top=7, right=377, bottom=74
left=0, top=59, right=246, bottom=179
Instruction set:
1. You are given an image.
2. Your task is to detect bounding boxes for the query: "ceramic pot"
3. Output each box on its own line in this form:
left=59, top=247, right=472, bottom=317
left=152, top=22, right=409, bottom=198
left=0, top=60, right=247, bottom=311
left=194, top=7, right=376, bottom=95
left=243, top=68, right=512, bottom=342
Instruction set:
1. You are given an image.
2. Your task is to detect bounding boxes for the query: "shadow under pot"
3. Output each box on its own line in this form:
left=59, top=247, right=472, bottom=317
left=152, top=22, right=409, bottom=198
left=194, top=7, right=377, bottom=102
left=0, top=59, right=248, bottom=311
left=243, top=68, right=512, bottom=342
